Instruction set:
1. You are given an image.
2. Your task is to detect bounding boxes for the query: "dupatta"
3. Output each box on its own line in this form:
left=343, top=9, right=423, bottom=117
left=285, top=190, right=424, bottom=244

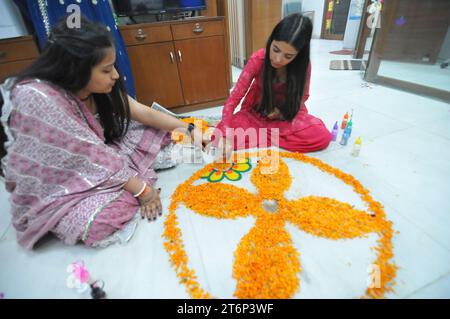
left=0, top=78, right=167, bottom=249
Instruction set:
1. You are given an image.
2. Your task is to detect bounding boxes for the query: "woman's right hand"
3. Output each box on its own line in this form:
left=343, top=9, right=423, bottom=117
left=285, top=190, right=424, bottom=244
left=138, top=186, right=162, bottom=221
left=191, top=127, right=209, bottom=151
left=216, top=136, right=234, bottom=162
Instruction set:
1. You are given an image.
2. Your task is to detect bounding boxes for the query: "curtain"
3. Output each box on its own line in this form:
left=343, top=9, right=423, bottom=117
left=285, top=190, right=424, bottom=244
left=13, top=0, right=136, bottom=97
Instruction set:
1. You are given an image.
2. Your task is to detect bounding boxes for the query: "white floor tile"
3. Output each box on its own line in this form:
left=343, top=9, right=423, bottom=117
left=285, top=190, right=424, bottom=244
left=344, top=86, right=450, bottom=126
left=421, top=112, right=450, bottom=141
left=406, top=273, right=450, bottom=299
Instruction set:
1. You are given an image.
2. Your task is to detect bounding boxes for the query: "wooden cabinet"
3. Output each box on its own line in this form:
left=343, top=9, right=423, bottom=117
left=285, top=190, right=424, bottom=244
left=127, top=42, right=185, bottom=107
left=0, top=36, right=39, bottom=82
left=175, top=35, right=228, bottom=104
left=1, top=36, right=39, bottom=168
left=120, top=17, right=231, bottom=111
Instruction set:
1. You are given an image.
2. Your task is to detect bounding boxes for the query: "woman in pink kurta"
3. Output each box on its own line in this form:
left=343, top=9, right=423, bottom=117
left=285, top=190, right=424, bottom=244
left=0, top=17, right=206, bottom=249
left=216, top=14, right=331, bottom=152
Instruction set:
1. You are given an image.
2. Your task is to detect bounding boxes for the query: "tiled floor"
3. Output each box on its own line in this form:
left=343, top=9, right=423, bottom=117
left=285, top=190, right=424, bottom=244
left=1, top=39, right=449, bottom=299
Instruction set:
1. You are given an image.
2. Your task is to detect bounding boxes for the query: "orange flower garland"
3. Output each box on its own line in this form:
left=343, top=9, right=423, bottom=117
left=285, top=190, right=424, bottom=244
left=163, top=150, right=397, bottom=299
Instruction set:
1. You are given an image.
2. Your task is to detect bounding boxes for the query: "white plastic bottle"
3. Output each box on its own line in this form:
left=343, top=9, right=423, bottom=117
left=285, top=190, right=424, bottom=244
left=352, top=137, right=362, bottom=157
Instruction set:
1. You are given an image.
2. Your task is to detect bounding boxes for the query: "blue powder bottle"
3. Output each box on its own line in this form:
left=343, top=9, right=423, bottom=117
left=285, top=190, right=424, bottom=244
left=331, top=121, right=339, bottom=141
left=346, top=118, right=353, bottom=138
left=340, top=126, right=351, bottom=146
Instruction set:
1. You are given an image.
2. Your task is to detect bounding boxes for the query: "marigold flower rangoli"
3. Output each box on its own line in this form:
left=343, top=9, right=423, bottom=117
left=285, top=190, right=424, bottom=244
left=163, top=151, right=397, bottom=299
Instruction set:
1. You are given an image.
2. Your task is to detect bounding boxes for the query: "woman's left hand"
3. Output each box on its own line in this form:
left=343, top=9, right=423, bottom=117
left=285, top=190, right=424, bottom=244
left=267, top=108, right=282, bottom=120
left=139, top=186, right=162, bottom=221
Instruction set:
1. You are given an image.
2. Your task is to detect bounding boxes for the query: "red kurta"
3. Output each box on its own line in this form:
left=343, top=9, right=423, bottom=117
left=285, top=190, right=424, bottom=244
left=216, top=49, right=331, bottom=152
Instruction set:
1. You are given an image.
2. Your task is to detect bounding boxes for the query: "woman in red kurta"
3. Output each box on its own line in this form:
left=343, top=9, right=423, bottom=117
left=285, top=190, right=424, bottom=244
left=215, top=14, right=331, bottom=152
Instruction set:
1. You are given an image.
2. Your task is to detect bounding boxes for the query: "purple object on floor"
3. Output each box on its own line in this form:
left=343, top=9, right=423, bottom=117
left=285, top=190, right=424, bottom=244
left=331, top=121, right=339, bottom=141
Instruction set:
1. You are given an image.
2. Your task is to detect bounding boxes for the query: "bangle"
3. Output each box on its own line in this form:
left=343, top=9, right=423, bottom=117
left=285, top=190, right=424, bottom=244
left=138, top=186, right=152, bottom=199
left=133, top=182, right=147, bottom=198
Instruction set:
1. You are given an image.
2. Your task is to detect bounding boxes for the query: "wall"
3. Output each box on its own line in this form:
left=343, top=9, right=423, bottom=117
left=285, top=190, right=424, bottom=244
left=0, top=0, right=28, bottom=40
left=301, top=0, right=325, bottom=39
left=282, top=0, right=302, bottom=16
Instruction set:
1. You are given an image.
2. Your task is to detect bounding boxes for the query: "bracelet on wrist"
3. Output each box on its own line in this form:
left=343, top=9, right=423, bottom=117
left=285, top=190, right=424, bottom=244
left=187, top=123, right=196, bottom=137
left=138, top=186, right=152, bottom=200
left=133, top=182, right=147, bottom=198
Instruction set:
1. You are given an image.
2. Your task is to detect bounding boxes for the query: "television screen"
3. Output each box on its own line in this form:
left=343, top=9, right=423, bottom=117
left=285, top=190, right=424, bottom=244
left=112, top=0, right=206, bottom=16
left=165, top=0, right=206, bottom=12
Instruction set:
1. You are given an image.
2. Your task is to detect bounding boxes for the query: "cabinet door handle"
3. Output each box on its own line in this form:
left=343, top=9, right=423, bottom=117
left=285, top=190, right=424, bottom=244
left=193, top=23, right=204, bottom=34
left=135, top=29, right=147, bottom=41
left=178, top=50, right=183, bottom=63
left=169, top=52, right=175, bottom=64
left=0, top=51, right=6, bottom=58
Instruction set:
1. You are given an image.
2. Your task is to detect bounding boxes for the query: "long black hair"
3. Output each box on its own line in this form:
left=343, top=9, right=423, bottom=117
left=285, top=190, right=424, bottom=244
left=13, top=15, right=130, bottom=144
left=255, top=13, right=313, bottom=121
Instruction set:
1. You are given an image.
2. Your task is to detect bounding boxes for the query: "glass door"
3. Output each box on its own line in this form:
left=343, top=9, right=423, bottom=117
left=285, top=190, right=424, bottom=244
left=365, top=0, right=450, bottom=101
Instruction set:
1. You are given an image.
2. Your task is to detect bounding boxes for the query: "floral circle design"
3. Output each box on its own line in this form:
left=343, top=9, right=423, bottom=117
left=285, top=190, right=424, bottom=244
left=200, top=158, right=252, bottom=183
left=163, top=151, right=397, bottom=299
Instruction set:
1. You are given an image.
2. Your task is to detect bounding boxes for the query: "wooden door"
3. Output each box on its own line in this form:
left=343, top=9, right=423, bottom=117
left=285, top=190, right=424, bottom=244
left=321, top=0, right=351, bottom=40
left=127, top=42, right=184, bottom=108
left=174, top=36, right=229, bottom=105
left=245, top=0, right=282, bottom=61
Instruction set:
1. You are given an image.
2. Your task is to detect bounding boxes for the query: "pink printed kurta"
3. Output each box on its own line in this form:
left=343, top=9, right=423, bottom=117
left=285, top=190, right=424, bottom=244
left=216, top=49, right=331, bottom=152
left=1, top=79, right=169, bottom=249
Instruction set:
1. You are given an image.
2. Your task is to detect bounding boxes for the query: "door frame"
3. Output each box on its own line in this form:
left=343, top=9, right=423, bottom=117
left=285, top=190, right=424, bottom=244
left=320, top=0, right=350, bottom=40
left=353, top=0, right=371, bottom=58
